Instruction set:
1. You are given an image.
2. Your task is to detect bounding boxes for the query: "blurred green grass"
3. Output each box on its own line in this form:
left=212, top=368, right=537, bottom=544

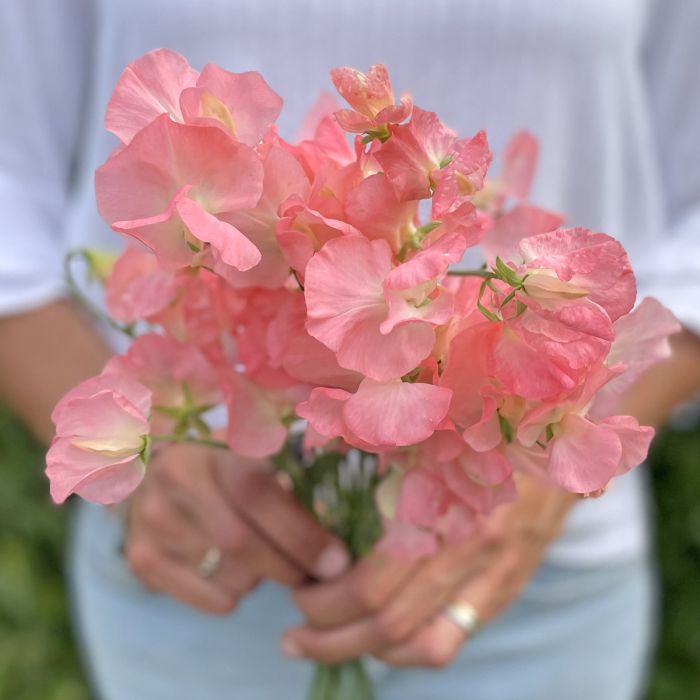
left=0, top=401, right=698, bottom=699
left=0, top=404, right=90, bottom=700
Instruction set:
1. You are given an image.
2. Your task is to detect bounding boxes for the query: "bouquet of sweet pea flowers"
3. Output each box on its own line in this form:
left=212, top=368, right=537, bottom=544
left=46, top=50, right=680, bottom=699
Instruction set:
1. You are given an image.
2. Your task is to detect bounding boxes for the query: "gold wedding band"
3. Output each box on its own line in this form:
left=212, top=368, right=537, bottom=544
left=444, top=601, right=480, bottom=636
left=197, top=546, right=223, bottom=578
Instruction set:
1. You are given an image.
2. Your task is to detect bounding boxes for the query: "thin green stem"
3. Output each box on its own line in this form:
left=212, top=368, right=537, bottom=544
left=447, top=268, right=495, bottom=279
left=150, top=434, right=229, bottom=450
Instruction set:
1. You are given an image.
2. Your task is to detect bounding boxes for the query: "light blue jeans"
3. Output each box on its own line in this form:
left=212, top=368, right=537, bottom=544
left=69, top=502, right=655, bottom=700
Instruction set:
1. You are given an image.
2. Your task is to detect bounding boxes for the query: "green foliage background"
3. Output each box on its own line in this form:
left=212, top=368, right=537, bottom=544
left=0, top=402, right=698, bottom=699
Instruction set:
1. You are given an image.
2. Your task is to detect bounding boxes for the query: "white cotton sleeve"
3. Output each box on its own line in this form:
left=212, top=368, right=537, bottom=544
left=0, top=0, right=94, bottom=316
left=637, top=0, right=700, bottom=334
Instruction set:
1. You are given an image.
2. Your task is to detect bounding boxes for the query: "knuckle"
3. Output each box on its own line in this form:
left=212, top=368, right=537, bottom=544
left=479, top=525, right=508, bottom=552
left=233, top=467, right=271, bottom=507
left=240, top=576, right=261, bottom=595
left=217, top=519, right=249, bottom=555
left=211, top=594, right=239, bottom=615
left=518, top=524, right=547, bottom=548
left=278, top=567, right=306, bottom=588
left=126, top=541, right=158, bottom=579
left=428, top=564, right=461, bottom=590
left=137, top=494, right=166, bottom=529
left=493, top=551, right=527, bottom=594
left=349, top=574, right=385, bottom=613
left=374, top=608, right=411, bottom=646
left=151, top=459, right=183, bottom=488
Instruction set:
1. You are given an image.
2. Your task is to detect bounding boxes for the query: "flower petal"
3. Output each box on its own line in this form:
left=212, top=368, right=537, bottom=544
left=343, top=378, right=452, bottom=447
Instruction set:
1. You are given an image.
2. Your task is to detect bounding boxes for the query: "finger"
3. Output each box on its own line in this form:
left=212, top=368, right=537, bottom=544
left=452, top=545, right=535, bottom=626
left=211, top=558, right=261, bottom=598
left=221, top=462, right=351, bottom=581
left=184, top=498, right=308, bottom=587
left=152, top=450, right=308, bottom=586
left=293, top=547, right=419, bottom=629
left=131, top=491, right=261, bottom=596
left=126, top=539, right=237, bottom=615
left=294, top=525, right=498, bottom=630
left=375, top=614, right=466, bottom=668
left=129, top=485, right=204, bottom=560
left=284, top=539, right=487, bottom=663
left=150, top=446, right=246, bottom=550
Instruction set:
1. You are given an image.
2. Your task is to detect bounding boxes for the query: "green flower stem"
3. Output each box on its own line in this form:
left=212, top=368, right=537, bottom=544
left=447, top=268, right=495, bottom=279
left=274, top=446, right=382, bottom=700
left=149, top=434, right=229, bottom=450
left=308, top=659, right=376, bottom=700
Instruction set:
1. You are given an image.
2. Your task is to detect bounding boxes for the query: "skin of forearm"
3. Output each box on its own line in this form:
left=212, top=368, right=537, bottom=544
left=618, top=327, right=700, bottom=429
left=0, top=300, right=111, bottom=444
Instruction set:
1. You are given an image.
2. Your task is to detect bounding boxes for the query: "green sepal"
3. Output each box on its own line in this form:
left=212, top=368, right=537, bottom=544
left=498, top=412, right=514, bottom=444
left=361, top=123, right=391, bottom=144
left=494, top=257, right=524, bottom=288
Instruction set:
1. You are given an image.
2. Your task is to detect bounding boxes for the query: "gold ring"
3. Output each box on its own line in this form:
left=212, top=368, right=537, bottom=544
left=444, top=601, right=480, bottom=635
left=197, top=546, right=222, bottom=578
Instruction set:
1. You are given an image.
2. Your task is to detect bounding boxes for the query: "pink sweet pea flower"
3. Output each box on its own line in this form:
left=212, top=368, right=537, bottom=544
left=265, top=292, right=362, bottom=391
left=179, top=63, right=282, bottom=146
left=297, top=378, right=452, bottom=450
left=275, top=156, right=368, bottom=275
left=96, top=114, right=264, bottom=275
left=431, top=131, right=493, bottom=217
left=375, top=107, right=458, bottom=201
left=441, top=305, right=610, bottom=406
left=296, top=386, right=392, bottom=452
left=343, top=378, right=452, bottom=448
left=376, top=520, right=441, bottom=560
left=382, top=233, right=465, bottom=333
left=225, top=373, right=308, bottom=458
left=104, top=334, right=222, bottom=434
left=515, top=364, right=655, bottom=493
left=499, top=131, right=539, bottom=201
left=517, top=228, right=637, bottom=322
left=343, top=173, right=420, bottom=253
left=473, top=130, right=540, bottom=213
left=376, top=445, right=516, bottom=554
left=590, top=297, right=681, bottom=418
left=276, top=195, right=362, bottom=276
left=106, top=49, right=282, bottom=148
left=223, top=145, right=310, bottom=288
left=376, top=108, right=492, bottom=210
left=480, top=204, right=564, bottom=267
left=292, top=92, right=356, bottom=176
left=46, top=374, right=152, bottom=504
left=330, top=64, right=412, bottom=134
left=105, top=245, right=179, bottom=324
left=304, top=235, right=456, bottom=381
left=230, top=288, right=301, bottom=385
left=546, top=413, right=654, bottom=493
left=492, top=302, right=613, bottom=399
left=107, top=250, right=248, bottom=371
left=105, top=48, right=199, bottom=144
left=474, top=131, right=563, bottom=263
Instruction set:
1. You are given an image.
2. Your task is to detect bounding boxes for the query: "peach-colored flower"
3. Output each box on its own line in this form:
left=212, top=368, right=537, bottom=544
left=46, top=374, right=152, bottom=504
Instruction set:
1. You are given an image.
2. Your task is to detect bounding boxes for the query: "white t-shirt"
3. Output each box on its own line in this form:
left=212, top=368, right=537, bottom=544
left=2, top=0, right=699, bottom=566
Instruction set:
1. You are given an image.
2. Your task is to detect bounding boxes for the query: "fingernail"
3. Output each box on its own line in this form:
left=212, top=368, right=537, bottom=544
left=281, top=636, right=303, bottom=659
left=315, top=545, right=350, bottom=579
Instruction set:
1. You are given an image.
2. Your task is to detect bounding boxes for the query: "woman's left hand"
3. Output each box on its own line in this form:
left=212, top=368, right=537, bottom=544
left=281, top=473, right=577, bottom=667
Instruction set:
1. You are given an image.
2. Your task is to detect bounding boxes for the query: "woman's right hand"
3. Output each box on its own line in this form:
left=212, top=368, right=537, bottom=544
left=123, top=442, right=350, bottom=614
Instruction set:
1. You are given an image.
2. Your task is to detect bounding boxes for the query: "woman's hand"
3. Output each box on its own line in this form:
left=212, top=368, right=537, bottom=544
left=123, top=442, right=350, bottom=614
left=281, top=473, right=576, bottom=666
